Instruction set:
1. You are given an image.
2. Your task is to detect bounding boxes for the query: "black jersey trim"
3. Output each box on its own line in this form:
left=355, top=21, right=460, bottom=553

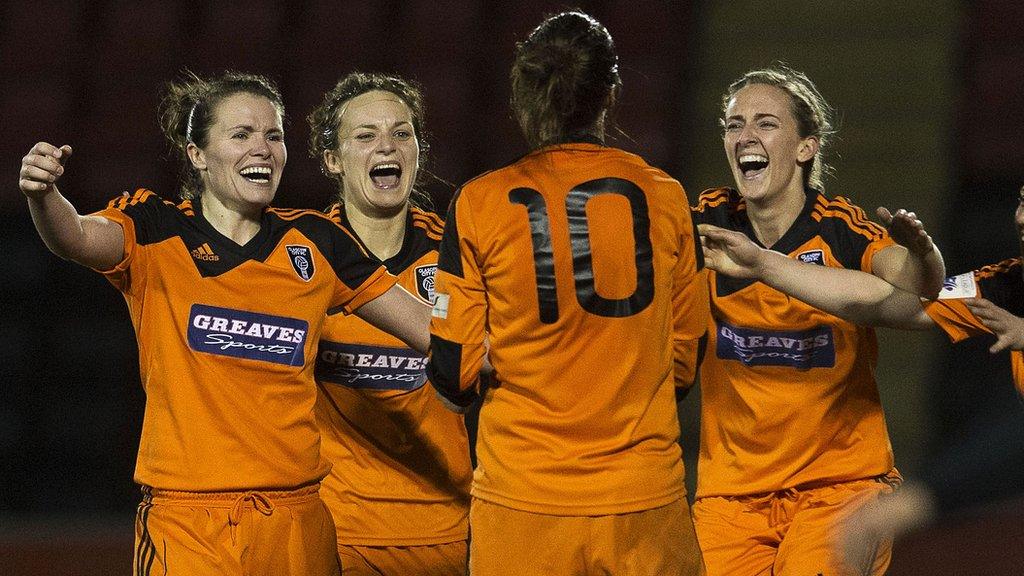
left=426, top=335, right=479, bottom=408
left=437, top=190, right=464, bottom=278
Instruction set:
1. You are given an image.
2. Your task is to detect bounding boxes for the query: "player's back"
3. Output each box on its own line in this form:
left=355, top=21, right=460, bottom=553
left=436, top=142, right=705, bottom=514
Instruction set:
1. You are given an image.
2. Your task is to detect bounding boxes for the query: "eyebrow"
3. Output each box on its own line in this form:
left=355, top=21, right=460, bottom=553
left=352, top=120, right=413, bottom=130
left=726, top=113, right=781, bottom=121
left=226, top=124, right=283, bottom=132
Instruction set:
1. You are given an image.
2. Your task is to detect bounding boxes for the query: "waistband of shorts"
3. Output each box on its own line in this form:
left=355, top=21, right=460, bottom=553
left=141, top=482, right=321, bottom=507
left=698, top=468, right=903, bottom=502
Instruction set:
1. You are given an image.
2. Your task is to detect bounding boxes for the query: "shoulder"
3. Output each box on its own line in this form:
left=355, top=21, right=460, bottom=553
left=692, top=187, right=740, bottom=215
left=457, top=162, right=517, bottom=197
left=694, top=186, right=736, bottom=205
left=266, top=206, right=355, bottom=236
left=811, top=193, right=887, bottom=241
left=975, top=257, right=1023, bottom=281
left=972, top=257, right=1024, bottom=314
left=97, top=188, right=194, bottom=245
left=103, top=188, right=184, bottom=216
left=266, top=206, right=365, bottom=252
left=267, top=206, right=339, bottom=224
left=323, top=202, right=343, bottom=223
left=410, top=206, right=444, bottom=241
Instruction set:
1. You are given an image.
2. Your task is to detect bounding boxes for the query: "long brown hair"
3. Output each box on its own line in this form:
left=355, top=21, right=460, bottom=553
left=307, top=72, right=431, bottom=210
left=510, top=11, right=621, bottom=149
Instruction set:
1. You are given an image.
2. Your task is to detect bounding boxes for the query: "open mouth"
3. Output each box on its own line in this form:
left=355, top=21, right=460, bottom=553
left=369, top=162, right=402, bottom=189
left=240, top=166, right=272, bottom=183
left=737, top=154, right=768, bottom=179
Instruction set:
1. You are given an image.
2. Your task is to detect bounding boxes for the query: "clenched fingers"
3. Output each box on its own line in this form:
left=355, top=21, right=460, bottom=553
left=20, top=142, right=72, bottom=197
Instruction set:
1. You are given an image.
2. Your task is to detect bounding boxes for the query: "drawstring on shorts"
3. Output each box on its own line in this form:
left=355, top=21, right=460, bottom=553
left=228, top=491, right=276, bottom=545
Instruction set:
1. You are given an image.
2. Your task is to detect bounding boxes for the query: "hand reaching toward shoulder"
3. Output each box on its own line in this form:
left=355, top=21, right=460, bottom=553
left=877, top=206, right=935, bottom=257
left=964, top=298, right=1024, bottom=353
left=697, top=224, right=766, bottom=279
left=20, top=142, right=73, bottom=199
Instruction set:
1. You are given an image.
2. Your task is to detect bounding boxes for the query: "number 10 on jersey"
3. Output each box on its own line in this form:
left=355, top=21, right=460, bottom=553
left=508, top=177, right=655, bottom=324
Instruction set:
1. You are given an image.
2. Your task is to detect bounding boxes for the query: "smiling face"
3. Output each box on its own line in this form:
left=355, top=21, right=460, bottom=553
left=324, top=90, right=419, bottom=217
left=723, top=83, right=818, bottom=205
left=187, top=92, right=286, bottom=216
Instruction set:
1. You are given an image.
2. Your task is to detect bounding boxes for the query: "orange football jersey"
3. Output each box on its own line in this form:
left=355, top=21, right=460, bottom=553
left=692, top=187, right=896, bottom=498
left=427, top=142, right=709, bottom=515
left=315, top=205, right=471, bottom=546
left=94, top=189, right=396, bottom=492
left=924, top=257, right=1024, bottom=396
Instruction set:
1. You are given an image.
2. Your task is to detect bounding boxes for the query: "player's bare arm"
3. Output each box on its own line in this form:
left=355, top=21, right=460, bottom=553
left=874, top=206, right=946, bottom=299
left=355, top=284, right=432, bottom=355
left=700, top=223, right=934, bottom=329
left=21, top=142, right=125, bottom=270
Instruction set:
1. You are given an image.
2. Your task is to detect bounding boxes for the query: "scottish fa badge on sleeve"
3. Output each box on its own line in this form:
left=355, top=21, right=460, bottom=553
left=286, top=245, right=315, bottom=281
left=415, top=264, right=437, bottom=303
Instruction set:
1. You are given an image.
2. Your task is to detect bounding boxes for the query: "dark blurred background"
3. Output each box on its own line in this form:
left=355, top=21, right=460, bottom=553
left=2, top=1, right=1023, bottom=574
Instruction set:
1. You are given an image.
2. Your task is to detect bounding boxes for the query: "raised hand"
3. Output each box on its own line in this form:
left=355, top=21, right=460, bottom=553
left=697, top=223, right=766, bottom=279
left=836, top=482, right=935, bottom=573
left=20, top=142, right=73, bottom=199
left=964, top=297, right=1024, bottom=353
left=876, top=206, right=935, bottom=256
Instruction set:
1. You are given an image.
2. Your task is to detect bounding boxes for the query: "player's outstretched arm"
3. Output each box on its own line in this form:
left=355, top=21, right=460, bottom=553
left=356, top=284, right=431, bottom=355
left=21, top=142, right=124, bottom=270
left=874, top=206, right=946, bottom=299
left=699, top=224, right=934, bottom=329
left=964, top=298, right=1024, bottom=353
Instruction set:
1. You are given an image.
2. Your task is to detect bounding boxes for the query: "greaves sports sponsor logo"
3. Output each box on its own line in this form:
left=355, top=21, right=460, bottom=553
left=716, top=320, right=836, bottom=368
left=187, top=304, right=308, bottom=366
left=316, top=341, right=427, bottom=391
left=414, top=264, right=437, bottom=303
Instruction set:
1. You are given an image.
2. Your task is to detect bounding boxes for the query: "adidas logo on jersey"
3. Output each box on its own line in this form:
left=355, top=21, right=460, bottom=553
left=191, top=243, right=220, bottom=261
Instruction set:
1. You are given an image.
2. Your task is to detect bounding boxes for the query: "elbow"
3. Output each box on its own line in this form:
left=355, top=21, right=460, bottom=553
left=919, top=280, right=943, bottom=301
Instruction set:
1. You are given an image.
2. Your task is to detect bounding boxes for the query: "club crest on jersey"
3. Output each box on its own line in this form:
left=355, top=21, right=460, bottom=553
left=286, top=245, right=315, bottom=281
left=187, top=304, right=308, bottom=366
left=716, top=320, right=836, bottom=369
left=796, top=250, right=825, bottom=266
left=414, top=264, right=437, bottom=303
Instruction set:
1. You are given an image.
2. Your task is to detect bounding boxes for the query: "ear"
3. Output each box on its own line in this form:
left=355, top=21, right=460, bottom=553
left=797, top=136, right=819, bottom=163
left=323, top=149, right=343, bottom=175
left=187, top=142, right=207, bottom=170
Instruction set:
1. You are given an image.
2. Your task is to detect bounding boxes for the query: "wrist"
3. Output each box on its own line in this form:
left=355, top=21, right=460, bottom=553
left=752, top=247, right=782, bottom=281
left=24, top=185, right=58, bottom=203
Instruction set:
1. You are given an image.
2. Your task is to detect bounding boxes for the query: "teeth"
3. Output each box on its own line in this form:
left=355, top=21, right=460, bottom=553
left=372, top=162, right=400, bottom=171
left=739, top=154, right=768, bottom=164
left=240, top=166, right=271, bottom=176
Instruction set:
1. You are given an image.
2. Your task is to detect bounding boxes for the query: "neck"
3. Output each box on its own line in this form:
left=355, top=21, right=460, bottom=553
left=744, top=184, right=806, bottom=247
left=200, top=194, right=263, bottom=245
left=345, top=204, right=409, bottom=261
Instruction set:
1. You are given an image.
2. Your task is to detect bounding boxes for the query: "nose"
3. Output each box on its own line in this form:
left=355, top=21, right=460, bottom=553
left=738, top=123, right=758, bottom=145
left=250, top=134, right=272, bottom=157
left=376, top=133, right=396, bottom=154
